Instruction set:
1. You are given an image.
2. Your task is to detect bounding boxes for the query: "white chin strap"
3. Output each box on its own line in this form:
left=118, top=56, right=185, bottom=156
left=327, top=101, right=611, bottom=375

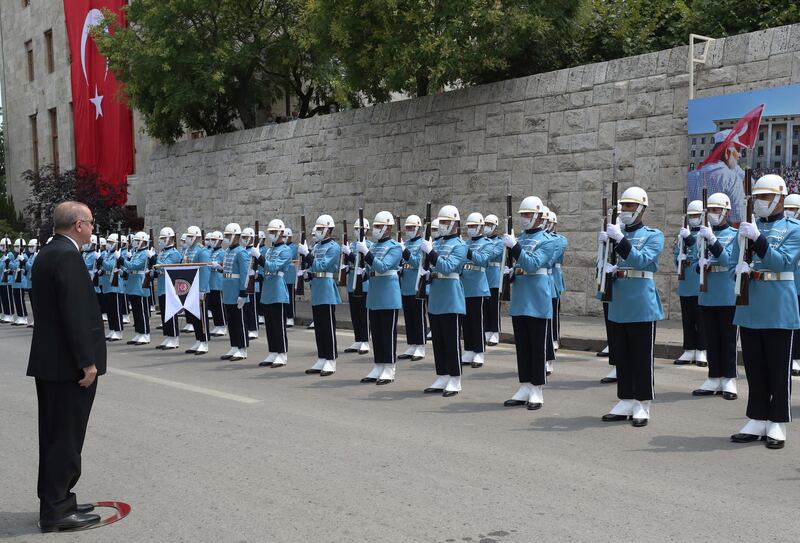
left=767, top=195, right=780, bottom=216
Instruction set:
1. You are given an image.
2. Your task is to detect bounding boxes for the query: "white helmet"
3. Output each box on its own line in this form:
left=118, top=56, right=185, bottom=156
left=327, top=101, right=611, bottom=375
left=465, top=212, right=484, bottom=226
left=207, top=230, right=223, bottom=248
left=241, top=227, right=256, bottom=247
left=753, top=174, right=788, bottom=196
left=224, top=223, right=241, bottom=236
left=132, top=231, right=149, bottom=249
left=14, top=238, right=25, bottom=251
left=284, top=227, right=293, bottom=239
left=99, top=237, right=107, bottom=248
left=0, top=237, right=9, bottom=250
left=159, top=226, right=175, bottom=238
left=403, top=215, right=422, bottom=240
left=373, top=211, right=394, bottom=226
left=404, top=215, right=422, bottom=228
left=266, top=219, right=285, bottom=243
left=784, top=194, right=800, bottom=209
left=550, top=212, right=558, bottom=224
left=687, top=200, right=704, bottom=215
left=353, top=217, right=369, bottom=230
left=707, top=192, right=732, bottom=226
left=431, top=217, right=441, bottom=237
left=619, top=187, right=649, bottom=207
left=27, top=239, right=38, bottom=251
left=180, top=233, right=187, bottom=243
left=107, top=233, right=119, bottom=250
left=519, top=196, right=544, bottom=215
left=90, top=234, right=98, bottom=245
left=437, top=205, right=460, bottom=236
left=483, top=214, right=499, bottom=235
left=540, top=206, right=551, bottom=225
left=313, top=215, right=335, bottom=242
left=185, top=225, right=202, bottom=244
left=120, top=234, right=128, bottom=247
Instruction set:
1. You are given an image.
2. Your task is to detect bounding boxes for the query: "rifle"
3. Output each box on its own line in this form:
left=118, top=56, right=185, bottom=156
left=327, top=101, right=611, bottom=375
left=500, top=193, right=512, bottom=302
left=142, top=228, right=155, bottom=290
left=735, top=169, right=753, bottom=305
left=414, top=202, right=432, bottom=300
left=338, top=219, right=348, bottom=286
left=698, top=184, right=709, bottom=292
left=596, top=196, right=608, bottom=292
left=14, top=232, right=23, bottom=284
left=600, top=180, right=619, bottom=302
left=246, top=220, right=260, bottom=294
left=351, top=208, right=365, bottom=297
left=396, top=216, right=402, bottom=243
left=296, top=215, right=306, bottom=296
left=2, top=233, right=10, bottom=283
left=676, top=197, right=688, bottom=281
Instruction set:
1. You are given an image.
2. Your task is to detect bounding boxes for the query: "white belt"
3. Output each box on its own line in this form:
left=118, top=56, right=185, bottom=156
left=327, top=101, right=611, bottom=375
left=463, top=263, right=486, bottom=272
left=223, top=273, right=240, bottom=278
left=617, top=270, right=654, bottom=279
left=554, top=263, right=562, bottom=269
left=432, top=272, right=459, bottom=280
left=488, top=262, right=501, bottom=268
left=264, top=271, right=285, bottom=277
left=402, top=264, right=416, bottom=270
left=707, top=265, right=728, bottom=273
left=515, top=268, right=549, bottom=276
left=752, top=271, right=794, bottom=281
left=129, top=270, right=145, bottom=275
left=369, top=270, right=398, bottom=277
left=314, top=272, right=334, bottom=278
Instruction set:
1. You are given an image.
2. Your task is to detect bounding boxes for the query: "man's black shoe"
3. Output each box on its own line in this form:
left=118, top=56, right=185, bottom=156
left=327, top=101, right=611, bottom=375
left=76, top=504, right=95, bottom=514
left=40, top=512, right=101, bottom=532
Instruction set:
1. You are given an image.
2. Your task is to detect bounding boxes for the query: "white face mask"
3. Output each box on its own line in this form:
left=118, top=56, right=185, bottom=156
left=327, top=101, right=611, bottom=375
left=467, top=226, right=482, bottom=238
left=754, top=196, right=779, bottom=219
left=312, top=229, right=325, bottom=243
left=483, top=225, right=496, bottom=236
left=81, top=244, right=91, bottom=252
left=403, top=228, right=417, bottom=241
left=784, top=210, right=799, bottom=220
left=204, top=240, right=212, bottom=248
left=520, top=216, right=535, bottom=231
left=438, top=222, right=454, bottom=236
left=432, top=229, right=440, bottom=239
left=107, top=242, right=116, bottom=251
left=222, top=237, right=232, bottom=248
left=708, top=212, right=724, bottom=226
left=372, top=226, right=385, bottom=239
left=687, top=217, right=702, bottom=228
left=268, top=232, right=279, bottom=243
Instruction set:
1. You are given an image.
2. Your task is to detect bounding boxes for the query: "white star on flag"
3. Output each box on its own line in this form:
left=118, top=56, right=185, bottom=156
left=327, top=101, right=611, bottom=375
left=89, top=85, right=104, bottom=119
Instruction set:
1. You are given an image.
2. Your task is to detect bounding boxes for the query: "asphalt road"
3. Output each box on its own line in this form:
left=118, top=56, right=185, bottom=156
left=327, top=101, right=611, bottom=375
left=1, top=321, right=799, bottom=542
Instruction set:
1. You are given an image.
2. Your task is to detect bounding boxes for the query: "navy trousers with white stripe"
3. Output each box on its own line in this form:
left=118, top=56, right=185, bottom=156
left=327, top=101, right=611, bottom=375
left=740, top=327, right=793, bottom=423
left=430, top=313, right=462, bottom=377
left=608, top=320, right=656, bottom=401
left=369, top=309, right=398, bottom=365
left=157, top=294, right=179, bottom=337
left=285, top=284, right=295, bottom=319
left=129, top=295, right=150, bottom=335
left=224, top=304, right=248, bottom=349
left=264, top=302, right=288, bottom=354
left=701, top=305, right=737, bottom=379
left=401, top=295, right=427, bottom=345
left=0, top=284, right=12, bottom=314
left=13, top=287, right=27, bottom=318
left=511, top=316, right=547, bottom=385
left=348, top=292, right=369, bottom=342
left=483, top=288, right=500, bottom=334
left=102, top=292, right=123, bottom=332
left=312, top=304, right=337, bottom=360
left=461, top=297, right=485, bottom=354
left=186, top=295, right=210, bottom=342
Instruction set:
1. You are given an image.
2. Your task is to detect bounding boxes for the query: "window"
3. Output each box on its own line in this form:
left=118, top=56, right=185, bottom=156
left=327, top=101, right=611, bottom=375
left=776, top=130, right=782, bottom=140
left=794, top=127, right=799, bottom=138
left=699, top=149, right=704, bottom=157
left=775, top=161, right=782, bottom=168
left=793, top=144, right=798, bottom=156
left=776, top=145, right=782, bottom=155
left=49, top=108, right=59, bottom=173
left=30, top=114, right=39, bottom=171
left=691, top=150, right=696, bottom=157
left=44, top=30, right=54, bottom=73
left=758, top=146, right=764, bottom=157
left=690, top=163, right=695, bottom=170
left=25, top=40, right=33, bottom=81
left=692, top=137, right=697, bottom=145
left=701, top=136, right=706, bottom=144
left=759, top=131, right=764, bottom=141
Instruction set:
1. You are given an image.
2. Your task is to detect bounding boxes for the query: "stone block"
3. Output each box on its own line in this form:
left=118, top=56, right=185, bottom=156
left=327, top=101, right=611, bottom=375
left=518, top=132, right=548, bottom=155
left=593, top=81, right=628, bottom=105
left=737, top=60, right=769, bottom=83
left=616, top=119, right=647, bottom=140
left=627, top=92, right=656, bottom=118
left=768, top=52, right=793, bottom=78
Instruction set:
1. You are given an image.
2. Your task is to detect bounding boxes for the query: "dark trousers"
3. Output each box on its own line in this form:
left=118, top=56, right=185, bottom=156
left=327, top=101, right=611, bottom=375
left=208, top=290, right=225, bottom=327
left=102, top=292, right=123, bottom=332
left=483, top=288, right=500, bottom=333
left=511, top=316, right=547, bottom=385
left=348, top=291, right=369, bottom=342
left=402, top=295, right=427, bottom=345
left=224, top=304, right=248, bottom=349
left=0, top=284, right=11, bottom=314
left=740, top=327, right=793, bottom=422
left=608, top=320, right=656, bottom=401
left=312, top=304, right=337, bottom=359
left=13, top=287, right=27, bottom=317
left=545, top=319, right=555, bottom=361
left=36, top=378, right=97, bottom=522
left=157, top=294, right=179, bottom=337
left=369, top=309, right=398, bottom=365
left=679, top=295, right=706, bottom=350
left=244, top=298, right=258, bottom=333
left=701, top=305, right=737, bottom=379
left=26, top=288, right=34, bottom=319
left=551, top=297, right=560, bottom=342
left=264, top=302, right=288, bottom=354
left=285, top=284, right=295, bottom=319
left=121, top=294, right=129, bottom=316
left=793, top=296, right=800, bottom=361
left=430, top=313, right=462, bottom=377
left=603, top=302, right=614, bottom=366
left=461, top=297, right=485, bottom=354
left=186, top=295, right=210, bottom=342
left=129, top=295, right=150, bottom=334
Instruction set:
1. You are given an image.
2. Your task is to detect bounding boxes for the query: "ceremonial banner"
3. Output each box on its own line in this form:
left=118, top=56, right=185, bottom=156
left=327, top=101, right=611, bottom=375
left=64, top=0, right=133, bottom=205
left=163, top=266, right=201, bottom=322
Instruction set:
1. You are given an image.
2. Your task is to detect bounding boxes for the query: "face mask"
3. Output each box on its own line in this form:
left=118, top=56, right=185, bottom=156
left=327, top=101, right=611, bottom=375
left=157, top=240, right=167, bottom=250
left=754, top=196, right=778, bottom=219
left=687, top=217, right=702, bottom=228
left=107, top=243, right=116, bottom=251
left=708, top=212, right=724, bottom=226
left=483, top=225, right=495, bottom=236
left=222, top=237, right=232, bottom=248
left=467, top=226, right=481, bottom=238
left=520, top=216, right=535, bottom=231
left=81, top=244, right=90, bottom=252
left=432, top=230, right=440, bottom=239
left=372, top=227, right=386, bottom=239
left=438, top=222, right=453, bottom=236
left=784, top=210, right=798, bottom=220
left=268, top=233, right=279, bottom=244
left=312, top=229, right=325, bottom=243
left=403, top=228, right=416, bottom=241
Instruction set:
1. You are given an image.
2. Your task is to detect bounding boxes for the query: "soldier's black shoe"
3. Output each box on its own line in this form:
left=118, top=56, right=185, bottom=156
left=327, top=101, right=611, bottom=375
left=602, top=414, right=629, bottom=422
left=503, top=399, right=527, bottom=407
left=600, top=377, right=618, bottom=384
left=305, top=369, right=321, bottom=374
left=185, top=349, right=197, bottom=354
left=765, top=437, right=785, bottom=449
left=410, top=355, right=425, bottom=361
left=40, top=512, right=100, bottom=533
left=423, top=387, right=443, bottom=394
left=631, top=418, right=648, bottom=427
left=730, top=433, right=765, bottom=443
left=76, top=504, right=95, bottom=514
left=360, top=377, right=377, bottom=383
left=695, top=361, right=708, bottom=368
left=692, top=389, right=716, bottom=396
left=376, top=379, right=393, bottom=385
left=792, top=369, right=800, bottom=377
left=319, top=370, right=335, bottom=377
left=722, top=392, right=738, bottom=400
left=397, top=353, right=412, bottom=360
left=471, top=362, right=483, bottom=369
left=258, top=361, right=274, bottom=367
left=343, top=348, right=358, bottom=353
left=527, top=402, right=542, bottom=411
left=220, top=354, right=233, bottom=360
left=442, top=390, right=459, bottom=397
left=673, top=359, right=692, bottom=365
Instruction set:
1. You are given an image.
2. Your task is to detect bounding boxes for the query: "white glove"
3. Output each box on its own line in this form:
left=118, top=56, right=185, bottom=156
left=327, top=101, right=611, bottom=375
left=503, top=266, right=514, bottom=276
left=340, top=264, right=348, bottom=271
left=356, top=267, right=365, bottom=276
left=17, top=254, right=25, bottom=261
left=420, top=239, right=433, bottom=254
left=298, top=242, right=309, bottom=256
left=597, top=231, right=608, bottom=243
left=420, top=268, right=430, bottom=279
left=146, top=249, right=156, bottom=258
left=114, top=250, right=121, bottom=259
left=341, top=243, right=351, bottom=255
left=606, top=223, right=624, bottom=242
left=248, top=269, right=255, bottom=277
left=399, top=241, right=405, bottom=251
left=236, top=296, right=246, bottom=309
left=679, top=227, right=690, bottom=239
left=249, top=247, right=260, bottom=258
left=603, top=262, right=618, bottom=274
left=698, top=226, right=716, bottom=244
left=1, top=255, right=7, bottom=262
left=502, top=233, right=516, bottom=248
left=113, top=268, right=121, bottom=275
left=356, top=240, right=369, bottom=255
left=738, top=222, right=759, bottom=241
left=678, top=253, right=688, bottom=261
left=94, top=251, right=101, bottom=259
left=735, top=261, right=752, bottom=275
left=211, top=261, right=222, bottom=270
left=296, top=269, right=305, bottom=277
left=698, top=257, right=708, bottom=271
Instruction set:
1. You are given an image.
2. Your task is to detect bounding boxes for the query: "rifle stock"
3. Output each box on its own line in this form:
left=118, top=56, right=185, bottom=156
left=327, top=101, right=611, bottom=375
left=500, top=194, right=512, bottom=302
left=296, top=216, right=306, bottom=296
left=415, top=202, right=432, bottom=300
left=735, top=169, right=753, bottom=305
left=699, top=188, right=708, bottom=292
left=600, top=181, right=619, bottom=302
left=246, top=220, right=260, bottom=294
left=352, top=209, right=365, bottom=297
left=677, top=197, right=688, bottom=281
left=338, top=220, right=349, bottom=286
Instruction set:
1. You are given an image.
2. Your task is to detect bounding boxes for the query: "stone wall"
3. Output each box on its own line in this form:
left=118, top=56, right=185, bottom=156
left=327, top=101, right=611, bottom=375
left=141, top=24, right=800, bottom=319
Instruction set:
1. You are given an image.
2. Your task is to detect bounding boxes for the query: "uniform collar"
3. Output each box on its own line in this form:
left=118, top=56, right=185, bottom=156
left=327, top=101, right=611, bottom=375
left=442, top=234, right=459, bottom=240
left=760, top=213, right=784, bottom=223
left=712, top=223, right=729, bottom=232
left=273, top=241, right=285, bottom=247
left=470, top=236, right=483, bottom=241
left=525, top=227, right=544, bottom=234
left=625, top=222, right=644, bottom=232
left=378, top=237, right=390, bottom=242
left=409, top=236, right=421, bottom=242
left=319, top=238, right=334, bottom=244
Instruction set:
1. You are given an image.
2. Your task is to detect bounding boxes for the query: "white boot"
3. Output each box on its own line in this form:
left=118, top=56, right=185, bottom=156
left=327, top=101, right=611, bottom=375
left=484, top=332, right=492, bottom=344
left=426, top=330, right=432, bottom=340
left=445, top=376, right=462, bottom=393
left=377, top=364, right=396, bottom=383
left=609, top=399, right=634, bottom=416
left=14, top=316, right=26, bottom=325
left=195, top=342, right=209, bottom=354
left=471, top=352, right=484, bottom=368
left=222, top=346, right=238, bottom=358
left=286, top=318, right=294, bottom=327
left=545, top=360, right=553, bottom=375
left=164, top=337, right=180, bottom=349
left=187, top=341, right=202, bottom=353
left=230, top=348, right=248, bottom=361
left=247, top=330, right=258, bottom=340
left=490, top=332, right=499, bottom=345
left=599, top=344, right=609, bottom=355
left=102, top=313, right=108, bottom=322
left=345, top=341, right=361, bottom=353
left=321, top=359, right=336, bottom=375
left=738, top=419, right=766, bottom=437
left=604, top=367, right=617, bottom=380
left=721, top=378, right=737, bottom=394
left=632, top=400, right=651, bottom=422
left=411, top=345, right=426, bottom=361
left=528, top=385, right=544, bottom=407
left=792, top=360, right=800, bottom=374
left=182, top=323, right=195, bottom=333
left=363, top=364, right=383, bottom=382
left=129, top=333, right=142, bottom=343
left=158, top=337, right=170, bottom=348
left=675, top=350, right=694, bottom=364
left=507, top=383, right=531, bottom=403
left=271, top=352, right=287, bottom=367
left=695, top=350, right=708, bottom=365
left=107, top=330, right=122, bottom=341
left=399, top=345, right=415, bottom=359
left=264, top=352, right=278, bottom=364
left=258, top=315, right=265, bottom=325
left=461, top=350, right=475, bottom=364
left=122, top=315, right=130, bottom=324
left=766, top=421, right=787, bottom=442
left=697, top=377, right=721, bottom=392
left=308, top=358, right=326, bottom=372
left=553, top=340, right=560, bottom=350
left=136, top=333, right=150, bottom=345
left=358, top=342, right=370, bottom=354
left=427, top=375, right=449, bottom=391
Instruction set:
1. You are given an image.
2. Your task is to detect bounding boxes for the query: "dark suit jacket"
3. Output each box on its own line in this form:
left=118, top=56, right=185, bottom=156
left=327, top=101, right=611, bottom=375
left=27, top=234, right=107, bottom=381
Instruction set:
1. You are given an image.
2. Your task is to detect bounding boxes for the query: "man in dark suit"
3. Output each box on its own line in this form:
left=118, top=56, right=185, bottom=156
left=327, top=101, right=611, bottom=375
left=27, top=201, right=107, bottom=532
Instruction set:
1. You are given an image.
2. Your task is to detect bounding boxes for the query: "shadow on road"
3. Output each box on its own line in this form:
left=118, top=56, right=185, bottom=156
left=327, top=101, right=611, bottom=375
left=0, top=511, right=39, bottom=539
left=639, top=435, right=740, bottom=453
left=526, top=415, right=611, bottom=432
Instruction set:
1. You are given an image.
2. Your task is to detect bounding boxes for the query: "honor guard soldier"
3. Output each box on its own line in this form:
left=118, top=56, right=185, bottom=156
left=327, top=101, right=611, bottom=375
left=118, top=235, right=131, bottom=324
left=11, top=238, right=30, bottom=325
left=502, top=197, right=557, bottom=410
left=461, top=212, right=491, bottom=368
left=100, top=233, right=124, bottom=341
left=482, top=214, right=504, bottom=346
left=599, top=187, right=664, bottom=427
left=24, top=239, right=37, bottom=326
left=0, top=237, right=13, bottom=323
left=283, top=228, right=297, bottom=328
left=425, top=218, right=440, bottom=342
left=727, top=174, right=800, bottom=449
left=154, top=227, right=182, bottom=349
left=207, top=231, right=228, bottom=336
left=358, top=212, right=403, bottom=385
left=398, top=214, right=427, bottom=361
left=342, top=218, right=372, bottom=354
left=693, top=193, right=739, bottom=399
left=674, top=200, right=708, bottom=366
left=122, top=231, right=153, bottom=345
left=299, top=215, right=342, bottom=376
left=539, top=207, right=557, bottom=375
left=421, top=205, right=468, bottom=397
left=219, top=223, right=251, bottom=361
left=81, top=235, right=102, bottom=316
left=784, top=194, right=800, bottom=377
left=547, top=211, right=568, bottom=351
left=255, top=219, right=293, bottom=368
left=240, top=227, right=260, bottom=340
left=183, top=226, right=212, bottom=355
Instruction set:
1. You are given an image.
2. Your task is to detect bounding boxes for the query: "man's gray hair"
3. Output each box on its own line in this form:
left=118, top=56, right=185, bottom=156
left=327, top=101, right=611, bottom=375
left=53, top=201, right=90, bottom=232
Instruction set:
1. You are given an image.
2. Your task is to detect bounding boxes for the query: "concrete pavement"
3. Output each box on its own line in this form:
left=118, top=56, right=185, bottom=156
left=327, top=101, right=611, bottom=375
left=0, top=320, right=798, bottom=542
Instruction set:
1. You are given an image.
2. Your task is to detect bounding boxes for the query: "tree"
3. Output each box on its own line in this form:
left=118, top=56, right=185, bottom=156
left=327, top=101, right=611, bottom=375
left=684, top=0, right=800, bottom=38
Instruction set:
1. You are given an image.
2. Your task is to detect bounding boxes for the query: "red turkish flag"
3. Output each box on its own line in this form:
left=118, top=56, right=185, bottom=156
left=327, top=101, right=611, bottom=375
left=697, top=103, right=764, bottom=170
left=64, top=0, right=132, bottom=205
